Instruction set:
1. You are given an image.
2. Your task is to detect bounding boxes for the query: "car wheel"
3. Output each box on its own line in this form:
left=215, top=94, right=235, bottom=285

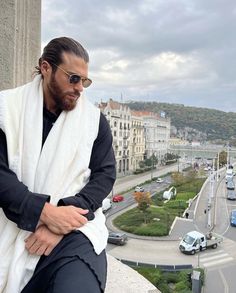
left=212, top=243, right=217, bottom=249
left=191, top=249, right=196, bottom=255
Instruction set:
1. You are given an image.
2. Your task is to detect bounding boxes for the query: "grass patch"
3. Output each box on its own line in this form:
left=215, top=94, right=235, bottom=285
left=133, top=266, right=197, bottom=293
left=113, top=176, right=206, bottom=236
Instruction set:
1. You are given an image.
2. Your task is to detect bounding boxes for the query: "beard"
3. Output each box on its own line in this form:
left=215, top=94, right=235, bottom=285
left=47, top=73, right=80, bottom=112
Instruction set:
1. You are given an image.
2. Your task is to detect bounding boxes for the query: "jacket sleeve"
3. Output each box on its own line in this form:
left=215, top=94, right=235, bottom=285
left=0, top=129, right=50, bottom=232
left=58, top=113, right=116, bottom=220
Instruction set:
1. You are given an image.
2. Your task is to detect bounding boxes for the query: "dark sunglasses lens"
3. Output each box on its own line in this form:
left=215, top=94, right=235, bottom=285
left=69, top=74, right=81, bottom=84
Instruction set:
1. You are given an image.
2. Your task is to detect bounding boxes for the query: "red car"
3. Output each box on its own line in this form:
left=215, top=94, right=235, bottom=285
left=112, top=195, right=124, bottom=202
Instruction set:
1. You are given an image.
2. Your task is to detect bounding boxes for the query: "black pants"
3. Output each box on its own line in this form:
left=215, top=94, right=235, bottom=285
left=21, top=232, right=107, bottom=293
left=47, top=257, right=101, bottom=293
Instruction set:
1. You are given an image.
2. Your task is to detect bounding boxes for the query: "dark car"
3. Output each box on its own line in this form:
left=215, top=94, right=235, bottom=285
left=230, top=210, right=236, bottom=226
left=108, top=232, right=128, bottom=245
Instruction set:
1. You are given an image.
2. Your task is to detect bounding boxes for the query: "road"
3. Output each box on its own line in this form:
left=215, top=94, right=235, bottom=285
left=106, top=165, right=236, bottom=293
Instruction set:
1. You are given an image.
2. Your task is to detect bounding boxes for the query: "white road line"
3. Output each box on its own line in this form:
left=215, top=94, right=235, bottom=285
left=200, top=253, right=229, bottom=262
left=219, top=269, right=229, bottom=293
left=202, top=257, right=234, bottom=268
left=200, top=249, right=224, bottom=258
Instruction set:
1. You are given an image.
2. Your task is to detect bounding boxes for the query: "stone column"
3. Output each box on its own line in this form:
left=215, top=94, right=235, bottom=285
left=0, top=0, right=41, bottom=90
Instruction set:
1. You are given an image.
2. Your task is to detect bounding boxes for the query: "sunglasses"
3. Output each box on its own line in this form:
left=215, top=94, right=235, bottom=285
left=51, top=63, right=92, bottom=88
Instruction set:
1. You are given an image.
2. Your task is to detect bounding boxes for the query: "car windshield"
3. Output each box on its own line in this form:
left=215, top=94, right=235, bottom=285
left=183, top=235, right=195, bottom=244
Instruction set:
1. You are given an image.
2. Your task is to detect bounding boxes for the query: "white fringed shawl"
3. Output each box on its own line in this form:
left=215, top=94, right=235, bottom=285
left=0, top=75, right=108, bottom=292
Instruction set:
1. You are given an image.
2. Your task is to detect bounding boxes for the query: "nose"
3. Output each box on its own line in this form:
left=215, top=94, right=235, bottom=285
left=73, top=80, right=84, bottom=92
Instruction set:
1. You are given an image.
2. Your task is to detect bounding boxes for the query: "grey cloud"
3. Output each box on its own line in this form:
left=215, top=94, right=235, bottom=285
left=42, top=0, right=236, bottom=112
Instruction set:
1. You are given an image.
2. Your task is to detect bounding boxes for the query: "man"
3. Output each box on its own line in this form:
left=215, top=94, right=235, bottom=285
left=0, top=37, right=116, bottom=292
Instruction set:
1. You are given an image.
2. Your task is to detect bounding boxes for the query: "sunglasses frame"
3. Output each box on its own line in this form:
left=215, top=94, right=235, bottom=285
left=51, top=63, right=92, bottom=88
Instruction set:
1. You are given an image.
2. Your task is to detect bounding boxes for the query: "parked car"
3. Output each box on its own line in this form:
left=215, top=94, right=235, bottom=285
left=226, top=179, right=235, bottom=190
left=226, top=169, right=234, bottom=183
left=156, top=178, right=164, bottom=183
left=230, top=210, right=236, bottom=226
left=112, top=194, right=124, bottom=202
left=134, top=186, right=144, bottom=192
left=227, top=189, right=236, bottom=200
left=108, top=232, right=128, bottom=245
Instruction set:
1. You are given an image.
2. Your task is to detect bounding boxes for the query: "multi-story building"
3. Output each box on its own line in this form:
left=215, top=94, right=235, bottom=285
left=98, top=99, right=170, bottom=174
left=98, top=99, right=131, bottom=176
left=130, top=111, right=145, bottom=172
left=142, top=111, right=170, bottom=164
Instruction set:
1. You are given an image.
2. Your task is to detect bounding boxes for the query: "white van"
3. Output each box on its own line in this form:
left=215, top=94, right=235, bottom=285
left=179, top=231, right=222, bottom=255
left=102, top=198, right=112, bottom=213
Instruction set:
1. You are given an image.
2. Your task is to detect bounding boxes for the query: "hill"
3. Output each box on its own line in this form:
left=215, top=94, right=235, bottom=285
left=126, top=101, right=236, bottom=143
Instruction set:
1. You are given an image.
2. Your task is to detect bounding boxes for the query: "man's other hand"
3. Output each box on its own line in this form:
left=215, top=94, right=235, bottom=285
left=40, top=203, right=89, bottom=234
left=25, top=225, right=63, bottom=256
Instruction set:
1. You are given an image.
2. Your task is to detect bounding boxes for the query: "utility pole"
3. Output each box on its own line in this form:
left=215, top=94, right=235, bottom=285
left=207, top=169, right=215, bottom=228
left=227, top=143, right=230, bottom=168
left=216, top=152, right=220, bottom=182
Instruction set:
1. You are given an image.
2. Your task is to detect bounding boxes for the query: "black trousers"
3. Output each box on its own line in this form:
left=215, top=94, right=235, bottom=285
left=21, top=232, right=107, bottom=293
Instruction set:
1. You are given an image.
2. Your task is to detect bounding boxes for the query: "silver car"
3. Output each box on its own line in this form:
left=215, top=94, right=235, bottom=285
left=227, top=189, right=236, bottom=200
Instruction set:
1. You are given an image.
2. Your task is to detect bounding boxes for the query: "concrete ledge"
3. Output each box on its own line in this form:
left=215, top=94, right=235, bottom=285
left=106, top=254, right=160, bottom=293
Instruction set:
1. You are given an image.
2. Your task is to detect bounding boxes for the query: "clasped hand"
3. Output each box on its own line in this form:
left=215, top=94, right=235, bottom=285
left=25, top=203, right=89, bottom=256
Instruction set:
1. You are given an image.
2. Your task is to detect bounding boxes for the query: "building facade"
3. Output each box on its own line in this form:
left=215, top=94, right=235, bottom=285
left=142, top=111, right=171, bottom=164
left=130, top=111, right=145, bottom=172
left=99, top=100, right=171, bottom=175
left=99, top=99, right=132, bottom=176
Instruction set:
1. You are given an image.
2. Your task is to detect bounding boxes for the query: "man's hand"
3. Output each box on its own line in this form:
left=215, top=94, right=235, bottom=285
left=25, top=225, right=63, bottom=256
left=40, top=203, right=89, bottom=235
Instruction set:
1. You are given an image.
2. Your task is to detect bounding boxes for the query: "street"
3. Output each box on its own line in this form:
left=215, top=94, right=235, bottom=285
left=106, top=165, right=236, bottom=293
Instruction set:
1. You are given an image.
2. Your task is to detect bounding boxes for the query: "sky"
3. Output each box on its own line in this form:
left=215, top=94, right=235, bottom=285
left=41, top=0, right=236, bottom=112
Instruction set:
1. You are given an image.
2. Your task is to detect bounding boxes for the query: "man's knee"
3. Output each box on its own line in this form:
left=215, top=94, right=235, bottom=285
left=48, top=258, right=101, bottom=293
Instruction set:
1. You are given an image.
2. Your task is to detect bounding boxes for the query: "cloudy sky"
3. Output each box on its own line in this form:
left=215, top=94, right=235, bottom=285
left=42, top=0, right=236, bottom=112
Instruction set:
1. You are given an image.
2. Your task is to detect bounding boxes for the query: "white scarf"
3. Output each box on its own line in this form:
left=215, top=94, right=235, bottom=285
left=0, top=75, right=108, bottom=292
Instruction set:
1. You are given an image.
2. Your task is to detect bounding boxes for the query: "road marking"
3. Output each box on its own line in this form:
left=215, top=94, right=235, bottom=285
left=202, top=257, right=234, bottom=268
left=219, top=269, right=229, bottom=293
left=200, top=253, right=229, bottom=262
left=200, top=250, right=234, bottom=268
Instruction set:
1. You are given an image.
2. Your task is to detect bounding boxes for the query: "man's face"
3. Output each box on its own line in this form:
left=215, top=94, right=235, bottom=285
left=43, top=52, right=89, bottom=113
left=47, top=71, right=79, bottom=112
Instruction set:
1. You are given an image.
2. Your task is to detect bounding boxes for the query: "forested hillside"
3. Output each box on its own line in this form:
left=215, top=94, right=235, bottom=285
left=126, top=101, right=236, bottom=142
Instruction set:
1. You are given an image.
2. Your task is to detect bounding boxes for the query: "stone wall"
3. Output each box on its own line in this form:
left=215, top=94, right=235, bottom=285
left=0, top=0, right=41, bottom=90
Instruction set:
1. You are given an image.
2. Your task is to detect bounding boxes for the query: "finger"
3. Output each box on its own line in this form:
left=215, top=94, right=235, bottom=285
left=35, top=245, right=47, bottom=256
left=75, top=208, right=89, bottom=214
left=25, top=237, right=37, bottom=250
left=28, top=242, right=42, bottom=254
left=44, top=246, right=53, bottom=256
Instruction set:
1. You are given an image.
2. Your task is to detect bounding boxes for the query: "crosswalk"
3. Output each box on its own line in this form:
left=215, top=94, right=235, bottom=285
left=199, top=250, right=234, bottom=268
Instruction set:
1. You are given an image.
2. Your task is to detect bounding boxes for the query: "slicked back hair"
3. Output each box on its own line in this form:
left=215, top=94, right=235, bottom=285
left=36, top=37, right=89, bottom=74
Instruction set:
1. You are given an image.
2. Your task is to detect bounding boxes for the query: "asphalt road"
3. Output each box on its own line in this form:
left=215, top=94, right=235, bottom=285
left=106, top=165, right=236, bottom=293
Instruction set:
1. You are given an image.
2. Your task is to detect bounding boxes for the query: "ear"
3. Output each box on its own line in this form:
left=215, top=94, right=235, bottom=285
left=41, top=61, right=52, bottom=77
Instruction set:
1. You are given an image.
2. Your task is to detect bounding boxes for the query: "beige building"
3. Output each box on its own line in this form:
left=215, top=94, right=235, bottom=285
left=99, top=100, right=171, bottom=174
left=99, top=99, right=132, bottom=176
left=130, top=111, right=145, bottom=172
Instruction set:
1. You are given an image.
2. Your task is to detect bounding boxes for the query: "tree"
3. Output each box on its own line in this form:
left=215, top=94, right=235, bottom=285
left=171, top=172, right=185, bottom=186
left=214, top=150, right=227, bottom=168
left=133, top=191, right=151, bottom=224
